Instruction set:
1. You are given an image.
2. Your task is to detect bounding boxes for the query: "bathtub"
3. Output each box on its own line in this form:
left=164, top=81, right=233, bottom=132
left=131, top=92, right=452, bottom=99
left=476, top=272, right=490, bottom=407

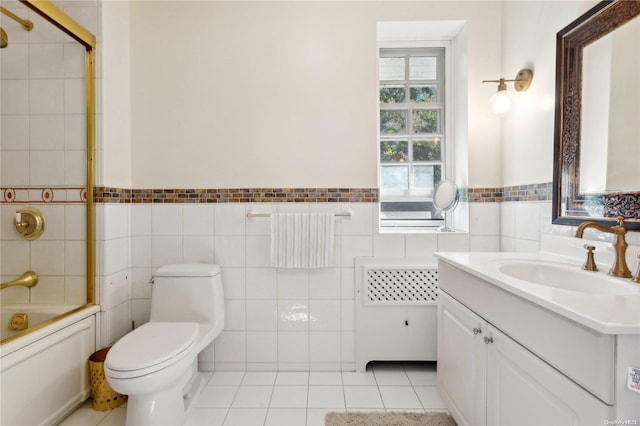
left=0, top=304, right=99, bottom=426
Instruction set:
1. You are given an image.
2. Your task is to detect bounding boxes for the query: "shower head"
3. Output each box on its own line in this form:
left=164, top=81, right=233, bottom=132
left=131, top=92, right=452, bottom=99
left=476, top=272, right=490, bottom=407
left=0, top=6, right=34, bottom=49
left=1, top=27, right=7, bottom=49
left=0, top=6, right=33, bottom=32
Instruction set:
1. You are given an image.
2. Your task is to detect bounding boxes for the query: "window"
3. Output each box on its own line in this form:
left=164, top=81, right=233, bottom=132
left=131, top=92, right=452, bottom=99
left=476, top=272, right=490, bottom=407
left=378, top=47, right=446, bottom=229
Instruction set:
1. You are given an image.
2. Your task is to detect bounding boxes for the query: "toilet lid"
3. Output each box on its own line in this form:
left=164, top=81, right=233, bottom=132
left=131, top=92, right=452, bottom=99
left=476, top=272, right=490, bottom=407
left=106, top=322, right=199, bottom=373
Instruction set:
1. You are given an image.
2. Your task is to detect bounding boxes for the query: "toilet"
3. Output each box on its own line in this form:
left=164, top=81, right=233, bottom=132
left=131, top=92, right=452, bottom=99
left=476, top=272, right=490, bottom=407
left=104, top=264, right=224, bottom=426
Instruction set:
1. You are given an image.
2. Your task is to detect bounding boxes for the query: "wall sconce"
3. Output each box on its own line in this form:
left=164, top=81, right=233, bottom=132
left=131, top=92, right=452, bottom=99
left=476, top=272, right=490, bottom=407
left=482, top=69, right=533, bottom=114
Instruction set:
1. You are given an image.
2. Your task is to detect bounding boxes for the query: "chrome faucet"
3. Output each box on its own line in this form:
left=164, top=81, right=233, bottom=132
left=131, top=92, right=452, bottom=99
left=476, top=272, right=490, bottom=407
left=575, top=216, right=632, bottom=278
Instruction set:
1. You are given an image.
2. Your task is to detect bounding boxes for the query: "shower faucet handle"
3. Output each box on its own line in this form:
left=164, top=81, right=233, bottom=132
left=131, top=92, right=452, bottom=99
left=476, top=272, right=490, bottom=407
left=13, top=207, right=45, bottom=240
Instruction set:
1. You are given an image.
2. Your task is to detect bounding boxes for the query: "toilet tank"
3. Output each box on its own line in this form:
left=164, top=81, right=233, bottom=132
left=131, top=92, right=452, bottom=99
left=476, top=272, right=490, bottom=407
left=149, top=264, right=224, bottom=326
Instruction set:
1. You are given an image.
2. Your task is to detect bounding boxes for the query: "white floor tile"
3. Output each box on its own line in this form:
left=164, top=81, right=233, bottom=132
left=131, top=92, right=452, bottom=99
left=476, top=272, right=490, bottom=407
left=231, top=385, right=273, bottom=408
left=241, top=371, right=277, bottom=385
left=208, top=371, right=245, bottom=386
left=223, top=408, right=267, bottom=426
left=64, top=362, right=449, bottom=426
left=307, top=385, right=345, bottom=408
left=414, top=385, right=447, bottom=409
left=343, top=385, right=384, bottom=409
left=373, top=368, right=411, bottom=385
left=404, top=363, right=438, bottom=386
left=341, top=371, right=377, bottom=386
left=309, top=371, right=342, bottom=385
left=185, top=408, right=227, bottom=426
left=94, top=407, right=127, bottom=426
left=195, top=386, right=238, bottom=408
left=264, top=408, right=307, bottom=426
left=275, top=371, right=310, bottom=385
left=406, top=369, right=438, bottom=385
left=379, top=386, right=423, bottom=409
left=199, top=371, right=214, bottom=385
left=269, top=385, right=309, bottom=408
left=346, top=408, right=387, bottom=412
left=306, top=408, right=344, bottom=426
left=58, top=407, right=109, bottom=426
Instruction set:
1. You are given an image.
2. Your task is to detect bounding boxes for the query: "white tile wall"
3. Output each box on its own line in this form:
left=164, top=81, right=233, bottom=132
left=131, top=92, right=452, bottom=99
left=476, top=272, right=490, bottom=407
left=94, top=201, right=504, bottom=371
left=97, top=203, right=132, bottom=345
left=0, top=0, right=93, bottom=311
left=96, top=197, right=640, bottom=371
left=501, top=201, right=554, bottom=251
left=0, top=204, right=89, bottom=307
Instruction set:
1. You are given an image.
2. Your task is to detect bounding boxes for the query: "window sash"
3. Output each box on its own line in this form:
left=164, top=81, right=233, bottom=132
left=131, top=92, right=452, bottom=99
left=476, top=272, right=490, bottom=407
left=379, top=47, right=446, bottom=228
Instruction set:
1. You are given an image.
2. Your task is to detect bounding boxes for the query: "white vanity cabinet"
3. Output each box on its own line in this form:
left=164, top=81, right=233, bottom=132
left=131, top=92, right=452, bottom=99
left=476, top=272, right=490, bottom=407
left=437, top=263, right=615, bottom=426
left=485, top=319, right=610, bottom=425
left=437, top=291, right=486, bottom=426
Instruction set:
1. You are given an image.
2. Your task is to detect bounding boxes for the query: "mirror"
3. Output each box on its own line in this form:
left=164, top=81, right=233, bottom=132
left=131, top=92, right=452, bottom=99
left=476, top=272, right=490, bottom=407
left=433, top=179, right=458, bottom=232
left=553, top=0, right=640, bottom=230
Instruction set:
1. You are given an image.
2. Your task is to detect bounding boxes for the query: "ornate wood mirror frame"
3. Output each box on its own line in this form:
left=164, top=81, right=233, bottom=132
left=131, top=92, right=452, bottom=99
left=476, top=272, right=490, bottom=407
left=552, top=0, right=640, bottom=230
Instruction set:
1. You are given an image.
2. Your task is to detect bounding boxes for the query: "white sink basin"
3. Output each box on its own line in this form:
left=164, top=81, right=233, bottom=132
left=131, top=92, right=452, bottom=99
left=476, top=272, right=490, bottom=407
left=493, top=260, right=639, bottom=295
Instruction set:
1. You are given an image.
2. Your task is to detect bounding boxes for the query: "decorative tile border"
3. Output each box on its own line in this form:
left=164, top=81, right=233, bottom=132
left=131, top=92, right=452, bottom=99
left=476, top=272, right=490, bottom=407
left=502, top=182, right=553, bottom=202
left=94, top=187, right=379, bottom=203
left=0, top=185, right=551, bottom=205
left=1, top=187, right=87, bottom=204
left=92, top=184, right=553, bottom=204
left=464, top=187, right=503, bottom=203
left=464, top=182, right=553, bottom=203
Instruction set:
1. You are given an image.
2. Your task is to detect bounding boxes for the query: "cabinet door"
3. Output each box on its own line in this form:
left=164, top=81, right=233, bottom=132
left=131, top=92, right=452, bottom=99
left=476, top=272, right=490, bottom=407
left=486, top=324, right=612, bottom=426
left=437, top=291, right=487, bottom=426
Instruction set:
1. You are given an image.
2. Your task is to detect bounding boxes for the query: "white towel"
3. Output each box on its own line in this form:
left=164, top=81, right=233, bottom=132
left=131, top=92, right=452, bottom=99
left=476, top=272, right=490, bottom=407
left=270, top=212, right=335, bottom=268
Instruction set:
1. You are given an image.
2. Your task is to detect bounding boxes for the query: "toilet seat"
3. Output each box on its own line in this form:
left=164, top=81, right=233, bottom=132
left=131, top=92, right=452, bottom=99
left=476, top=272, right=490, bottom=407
left=106, top=322, right=199, bottom=379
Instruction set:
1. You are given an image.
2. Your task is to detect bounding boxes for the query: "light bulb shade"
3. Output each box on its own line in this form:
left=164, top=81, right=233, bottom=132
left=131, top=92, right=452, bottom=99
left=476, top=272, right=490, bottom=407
left=489, top=89, right=512, bottom=114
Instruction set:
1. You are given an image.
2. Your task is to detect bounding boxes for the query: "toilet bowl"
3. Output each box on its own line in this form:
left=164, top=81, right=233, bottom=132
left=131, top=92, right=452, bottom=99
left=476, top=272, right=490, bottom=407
left=104, top=264, right=224, bottom=426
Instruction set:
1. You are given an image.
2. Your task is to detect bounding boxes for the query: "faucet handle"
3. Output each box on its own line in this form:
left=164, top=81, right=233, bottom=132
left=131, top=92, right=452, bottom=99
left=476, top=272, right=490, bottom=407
left=582, top=244, right=598, bottom=272
left=633, top=254, right=640, bottom=284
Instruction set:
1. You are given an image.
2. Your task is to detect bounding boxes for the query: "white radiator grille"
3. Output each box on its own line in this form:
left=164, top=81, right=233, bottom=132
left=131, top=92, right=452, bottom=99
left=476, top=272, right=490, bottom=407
left=365, top=268, right=438, bottom=305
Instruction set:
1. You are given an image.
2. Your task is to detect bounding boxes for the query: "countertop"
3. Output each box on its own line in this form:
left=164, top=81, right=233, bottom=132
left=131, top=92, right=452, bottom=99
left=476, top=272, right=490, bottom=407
left=434, top=250, right=640, bottom=335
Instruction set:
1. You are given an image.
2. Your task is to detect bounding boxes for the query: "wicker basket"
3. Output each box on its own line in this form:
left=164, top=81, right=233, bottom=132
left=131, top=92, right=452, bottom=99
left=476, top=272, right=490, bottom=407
left=88, top=347, right=127, bottom=411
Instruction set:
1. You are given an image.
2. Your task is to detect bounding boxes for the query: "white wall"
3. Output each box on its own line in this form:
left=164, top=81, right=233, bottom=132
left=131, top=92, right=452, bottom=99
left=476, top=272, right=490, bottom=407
left=500, top=0, right=597, bottom=187
left=100, top=1, right=132, bottom=188
left=126, top=1, right=502, bottom=189
left=498, top=1, right=599, bottom=251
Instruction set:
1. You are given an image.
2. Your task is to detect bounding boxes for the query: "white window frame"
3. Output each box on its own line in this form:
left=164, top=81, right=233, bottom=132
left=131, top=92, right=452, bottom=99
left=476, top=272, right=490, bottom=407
left=378, top=41, right=453, bottom=230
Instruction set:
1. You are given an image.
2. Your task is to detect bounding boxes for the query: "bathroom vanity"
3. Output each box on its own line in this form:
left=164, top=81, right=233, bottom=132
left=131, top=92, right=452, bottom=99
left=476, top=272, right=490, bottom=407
left=435, top=245, right=640, bottom=426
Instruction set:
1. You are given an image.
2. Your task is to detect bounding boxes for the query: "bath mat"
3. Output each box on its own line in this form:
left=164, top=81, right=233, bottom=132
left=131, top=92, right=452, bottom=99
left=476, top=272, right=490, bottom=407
left=325, top=411, right=457, bottom=426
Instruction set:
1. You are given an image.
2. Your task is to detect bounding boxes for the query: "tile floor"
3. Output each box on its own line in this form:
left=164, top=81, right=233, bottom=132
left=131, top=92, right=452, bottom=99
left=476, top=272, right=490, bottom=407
left=60, top=362, right=447, bottom=426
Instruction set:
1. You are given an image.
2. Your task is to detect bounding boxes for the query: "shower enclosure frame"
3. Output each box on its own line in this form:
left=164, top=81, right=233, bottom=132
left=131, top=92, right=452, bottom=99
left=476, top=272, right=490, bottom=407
left=2, top=0, right=96, bottom=344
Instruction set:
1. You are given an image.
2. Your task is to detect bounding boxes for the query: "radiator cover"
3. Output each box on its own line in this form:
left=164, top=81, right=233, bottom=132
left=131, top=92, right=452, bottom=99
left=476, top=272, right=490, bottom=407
left=365, top=269, right=439, bottom=305
left=355, top=258, right=439, bottom=372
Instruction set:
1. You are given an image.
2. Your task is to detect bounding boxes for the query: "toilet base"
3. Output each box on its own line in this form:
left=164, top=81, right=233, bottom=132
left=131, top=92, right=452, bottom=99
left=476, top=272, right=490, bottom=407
left=123, top=369, right=208, bottom=426
left=183, top=371, right=207, bottom=412
left=125, top=386, right=186, bottom=426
